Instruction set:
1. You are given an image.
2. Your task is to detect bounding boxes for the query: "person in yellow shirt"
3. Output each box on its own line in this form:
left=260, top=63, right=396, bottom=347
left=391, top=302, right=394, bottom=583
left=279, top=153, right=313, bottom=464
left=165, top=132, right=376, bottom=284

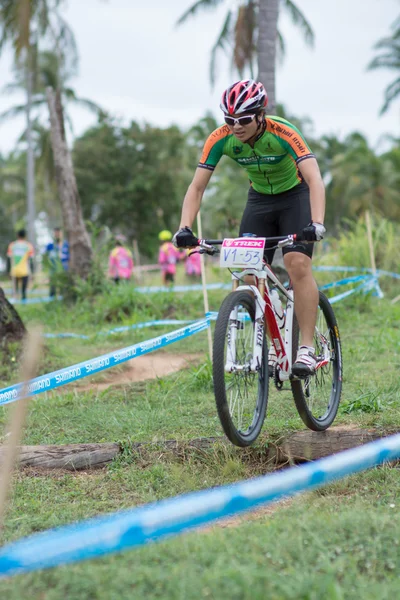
left=6, top=229, right=35, bottom=301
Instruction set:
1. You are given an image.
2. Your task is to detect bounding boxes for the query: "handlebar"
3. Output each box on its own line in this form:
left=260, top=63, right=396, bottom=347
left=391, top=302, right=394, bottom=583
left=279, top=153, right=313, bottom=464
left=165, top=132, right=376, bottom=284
left=194, top=234, right=303, bottom=256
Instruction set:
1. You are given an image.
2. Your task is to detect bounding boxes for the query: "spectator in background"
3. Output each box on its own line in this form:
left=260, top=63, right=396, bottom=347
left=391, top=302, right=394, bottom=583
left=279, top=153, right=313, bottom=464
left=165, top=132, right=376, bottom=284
left=7, top=229, right=35, bottom=301
left=158, top=230, right=185, bottom=285
left=108, top=235, right=134, bottom=284
left=45, top=227, right=70, bottom=298
left=185, top=247, right=202, bottom=279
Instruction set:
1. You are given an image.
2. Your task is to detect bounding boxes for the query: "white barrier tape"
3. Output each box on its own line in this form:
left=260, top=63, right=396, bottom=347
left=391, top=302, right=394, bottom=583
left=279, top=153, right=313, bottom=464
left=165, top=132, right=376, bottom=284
left=0, top=432, right=398, bottom=578
left=0, top=318, right=210, bottom=406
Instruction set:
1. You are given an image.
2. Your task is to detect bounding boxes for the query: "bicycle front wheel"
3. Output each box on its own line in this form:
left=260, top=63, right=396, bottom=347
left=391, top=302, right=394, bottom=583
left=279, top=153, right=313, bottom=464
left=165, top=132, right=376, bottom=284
left=213, top=290, right=269, bottom=447
left=291, top=291, right=343, bottom=431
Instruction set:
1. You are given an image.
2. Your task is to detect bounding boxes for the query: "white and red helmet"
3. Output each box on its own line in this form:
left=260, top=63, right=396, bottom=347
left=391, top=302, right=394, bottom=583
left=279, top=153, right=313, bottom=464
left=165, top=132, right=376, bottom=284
left=220, top=79, right=268, bottom=115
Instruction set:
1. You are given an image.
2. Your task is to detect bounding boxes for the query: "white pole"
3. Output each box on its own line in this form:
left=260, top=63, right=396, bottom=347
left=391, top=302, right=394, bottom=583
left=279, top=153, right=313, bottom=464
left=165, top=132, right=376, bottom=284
left=365, top=210, right=384, bottom=299
left=196, top=212, right=213, bottom=360
left=365, top=210, right=376, bottom=275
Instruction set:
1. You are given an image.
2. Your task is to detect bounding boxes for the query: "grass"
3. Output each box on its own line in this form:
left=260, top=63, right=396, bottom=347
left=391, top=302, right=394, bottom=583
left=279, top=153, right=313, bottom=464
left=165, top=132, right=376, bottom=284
left=0, top=277, right=399, bottom=598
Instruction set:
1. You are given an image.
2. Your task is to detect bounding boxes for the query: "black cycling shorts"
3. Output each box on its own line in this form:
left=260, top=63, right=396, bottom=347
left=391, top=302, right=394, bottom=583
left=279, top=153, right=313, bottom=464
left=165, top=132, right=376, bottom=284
left=239, top=182, right=313, bottom=264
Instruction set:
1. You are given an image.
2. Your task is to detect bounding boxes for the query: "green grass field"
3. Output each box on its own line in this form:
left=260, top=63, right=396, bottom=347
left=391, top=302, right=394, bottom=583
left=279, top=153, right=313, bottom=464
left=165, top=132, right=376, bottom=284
left=0, top=272, right=399, bottom=599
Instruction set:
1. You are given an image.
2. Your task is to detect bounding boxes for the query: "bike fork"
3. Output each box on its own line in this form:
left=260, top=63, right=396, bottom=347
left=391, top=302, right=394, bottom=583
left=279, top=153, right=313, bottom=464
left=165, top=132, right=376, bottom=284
left=224, top=288, right=265, bottom=373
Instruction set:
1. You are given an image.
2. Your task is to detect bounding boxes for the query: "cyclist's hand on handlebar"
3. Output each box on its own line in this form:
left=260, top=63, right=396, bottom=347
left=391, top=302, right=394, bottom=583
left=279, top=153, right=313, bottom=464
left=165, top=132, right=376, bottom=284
left=172, top=226, right=199, bottom=248
left=300, top=222, right=326, bottom=242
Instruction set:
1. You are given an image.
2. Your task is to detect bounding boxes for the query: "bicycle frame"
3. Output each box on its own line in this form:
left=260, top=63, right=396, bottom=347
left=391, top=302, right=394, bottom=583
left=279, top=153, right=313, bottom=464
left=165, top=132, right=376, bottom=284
left=227, top=263, right=295, bottom=381
left=198, top=234, right=331, bottom=382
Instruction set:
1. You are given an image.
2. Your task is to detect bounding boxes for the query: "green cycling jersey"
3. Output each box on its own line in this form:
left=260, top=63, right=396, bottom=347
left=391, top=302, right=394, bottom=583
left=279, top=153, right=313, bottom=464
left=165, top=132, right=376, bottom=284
left=198, top=115, right=315, bottom=195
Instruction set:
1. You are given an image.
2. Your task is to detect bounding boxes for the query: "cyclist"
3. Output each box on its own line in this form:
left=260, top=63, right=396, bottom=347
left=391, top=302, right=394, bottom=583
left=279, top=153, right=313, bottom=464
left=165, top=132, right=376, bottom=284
left=173, top=79, right=326, bottom=378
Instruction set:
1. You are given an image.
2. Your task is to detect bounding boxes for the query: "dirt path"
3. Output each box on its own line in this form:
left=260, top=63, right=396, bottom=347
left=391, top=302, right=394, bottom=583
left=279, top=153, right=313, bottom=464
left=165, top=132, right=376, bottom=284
left=77, top=352, right=203, bottom=392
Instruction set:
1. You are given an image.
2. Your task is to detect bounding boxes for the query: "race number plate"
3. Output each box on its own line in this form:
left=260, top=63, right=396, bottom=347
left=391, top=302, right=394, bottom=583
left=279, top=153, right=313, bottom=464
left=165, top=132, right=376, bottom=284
left=220, top=238, right=266, bottom=269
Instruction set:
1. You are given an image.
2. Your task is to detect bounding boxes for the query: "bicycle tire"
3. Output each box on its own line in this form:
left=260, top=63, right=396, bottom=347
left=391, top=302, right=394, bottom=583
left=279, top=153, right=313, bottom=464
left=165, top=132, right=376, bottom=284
left=291, top=291, right=342, bottom=431
left=213, top=290, right=269, bottom=447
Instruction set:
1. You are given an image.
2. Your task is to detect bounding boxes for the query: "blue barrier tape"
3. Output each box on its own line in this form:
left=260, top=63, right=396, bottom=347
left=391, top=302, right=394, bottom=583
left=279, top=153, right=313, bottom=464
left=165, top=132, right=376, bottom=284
left=376, top=269, right=400, bottom=281
left=0, top=432, right=398, bottom=578
left=0, top=318, right=210, bottom=406
left=328, top=281, right=370, bottom=304
left=43, top=319, right=197, bottom=340
left=10, top=296, right=62, bottom=305
left=135, top=283, right=231, bottom=294
left=313, top=265, right=369, bottom=273
left=318, top=274, right=372, bottom=291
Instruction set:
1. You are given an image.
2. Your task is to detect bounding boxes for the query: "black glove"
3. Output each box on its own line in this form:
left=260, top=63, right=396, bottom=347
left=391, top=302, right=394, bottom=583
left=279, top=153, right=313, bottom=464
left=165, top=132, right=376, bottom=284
left=172, top=226, right=199, bottom=248
left=299, top=222, right=326, bottom=242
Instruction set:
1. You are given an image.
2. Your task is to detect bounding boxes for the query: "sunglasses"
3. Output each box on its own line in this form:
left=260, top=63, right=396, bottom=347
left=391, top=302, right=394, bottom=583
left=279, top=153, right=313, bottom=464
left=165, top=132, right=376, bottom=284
left=224, top=113, right=256, bottom=127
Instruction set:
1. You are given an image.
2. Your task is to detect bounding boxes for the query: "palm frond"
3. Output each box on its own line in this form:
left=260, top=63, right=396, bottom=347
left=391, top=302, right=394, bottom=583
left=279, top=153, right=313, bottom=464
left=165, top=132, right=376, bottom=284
left=380, top=77, right=400, bottom=114
left=368, top=53, right=400, bottom=71
left=280, top=0, right=315, bottom=47
left=67, top=95, right=104, bottom=115
left=176, top=0, right=226, bottom=27
left=210, top=9, right=233, bottom=87
left=276, top=29, right=286, bottom=65
left=373, top=36, right=400, bottom=51
left=55, top=14, right=79, bottom=76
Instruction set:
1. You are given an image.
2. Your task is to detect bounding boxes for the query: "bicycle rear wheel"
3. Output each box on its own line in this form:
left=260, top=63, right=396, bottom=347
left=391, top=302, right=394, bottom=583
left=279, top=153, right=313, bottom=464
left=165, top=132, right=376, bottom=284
left=213, top=290, right=269, bottom=447
left=291, top=291, right=342, bottom=431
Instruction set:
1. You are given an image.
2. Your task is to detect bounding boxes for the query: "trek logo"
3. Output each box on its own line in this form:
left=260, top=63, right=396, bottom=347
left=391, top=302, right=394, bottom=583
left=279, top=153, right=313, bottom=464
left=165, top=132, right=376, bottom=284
left=232, top=240, right=264, bottom=248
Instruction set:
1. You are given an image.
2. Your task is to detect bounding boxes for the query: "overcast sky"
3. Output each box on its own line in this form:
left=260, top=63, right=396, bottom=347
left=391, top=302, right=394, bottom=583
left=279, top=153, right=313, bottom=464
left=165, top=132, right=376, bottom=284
left=0, top=0, right=399, bottom=154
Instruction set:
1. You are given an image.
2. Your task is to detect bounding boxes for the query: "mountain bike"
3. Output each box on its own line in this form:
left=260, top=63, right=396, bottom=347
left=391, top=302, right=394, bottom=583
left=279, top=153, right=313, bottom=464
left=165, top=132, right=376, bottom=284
left=196, top=235, right=343, bottom=447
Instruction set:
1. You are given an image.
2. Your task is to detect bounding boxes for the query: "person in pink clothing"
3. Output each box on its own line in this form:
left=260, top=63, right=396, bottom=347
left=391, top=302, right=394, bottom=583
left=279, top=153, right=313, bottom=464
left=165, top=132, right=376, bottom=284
left=158, top=230, right=184, bottom=285
left=185, top=248, right=201, bottom=279
left=108, top=238, right=134, bottom=284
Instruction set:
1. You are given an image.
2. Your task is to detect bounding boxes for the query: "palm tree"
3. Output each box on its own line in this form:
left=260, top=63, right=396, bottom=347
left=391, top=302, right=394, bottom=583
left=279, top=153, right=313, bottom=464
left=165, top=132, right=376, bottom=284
left=0, top=0, right=76, bottom=245
left=176, top=0, right=314, bottom=112
left=368, top=16, right=400, bottom=114
left=0, top=50, right=103, bottom=138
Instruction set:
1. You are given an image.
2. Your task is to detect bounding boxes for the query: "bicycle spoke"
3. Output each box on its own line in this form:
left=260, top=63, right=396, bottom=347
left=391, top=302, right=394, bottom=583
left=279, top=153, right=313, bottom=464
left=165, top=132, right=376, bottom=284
left=291, top=292, right=342, bottom=429
left=223, top=303, right=262, bottom=434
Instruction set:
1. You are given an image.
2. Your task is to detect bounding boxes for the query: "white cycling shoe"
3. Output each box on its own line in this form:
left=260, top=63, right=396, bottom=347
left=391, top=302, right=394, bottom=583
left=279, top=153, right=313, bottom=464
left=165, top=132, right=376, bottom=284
left=292, top=345, right=317, bottom=379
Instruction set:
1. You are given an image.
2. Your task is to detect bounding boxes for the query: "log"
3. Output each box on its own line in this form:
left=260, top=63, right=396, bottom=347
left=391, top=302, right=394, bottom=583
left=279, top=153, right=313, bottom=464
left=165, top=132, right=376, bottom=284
left=0, top=443, right=120, bottom=471
left=0, top=427, right=396, bottom=471
left=268, top=426, right=390, bottom=464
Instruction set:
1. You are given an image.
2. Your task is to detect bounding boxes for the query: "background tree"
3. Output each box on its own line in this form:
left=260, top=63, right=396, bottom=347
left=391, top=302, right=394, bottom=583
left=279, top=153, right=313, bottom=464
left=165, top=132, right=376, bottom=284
left=0, top=0, right=75, bottom=246
left=47, top=86, right=92, bottom=278
left=368, top=15, right=400, bottom=114
left=176, top=0, right=314, bottom=111
left=73, top=118, right=194, bottom=259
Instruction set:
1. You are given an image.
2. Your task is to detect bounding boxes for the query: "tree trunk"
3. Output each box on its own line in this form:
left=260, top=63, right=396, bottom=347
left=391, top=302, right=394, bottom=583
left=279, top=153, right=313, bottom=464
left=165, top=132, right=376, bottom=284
left=0, top=288, right=26, bottom=343
left=25, top=64, right=36, bottom=249
left=46, top=86, right=92, bottom=278
left=257, top=0, right=279, bottom=114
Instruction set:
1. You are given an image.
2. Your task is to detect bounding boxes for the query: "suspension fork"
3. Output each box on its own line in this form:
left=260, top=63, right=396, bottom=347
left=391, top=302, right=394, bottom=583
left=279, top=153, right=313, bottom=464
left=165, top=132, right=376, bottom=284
left=224, top=285, right=266, bottom=373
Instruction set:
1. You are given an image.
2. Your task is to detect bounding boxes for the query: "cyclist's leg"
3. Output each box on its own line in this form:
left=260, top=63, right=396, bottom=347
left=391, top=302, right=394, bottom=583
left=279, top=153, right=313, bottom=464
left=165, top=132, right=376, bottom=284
left=278, top=183, right=319, bottom=374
